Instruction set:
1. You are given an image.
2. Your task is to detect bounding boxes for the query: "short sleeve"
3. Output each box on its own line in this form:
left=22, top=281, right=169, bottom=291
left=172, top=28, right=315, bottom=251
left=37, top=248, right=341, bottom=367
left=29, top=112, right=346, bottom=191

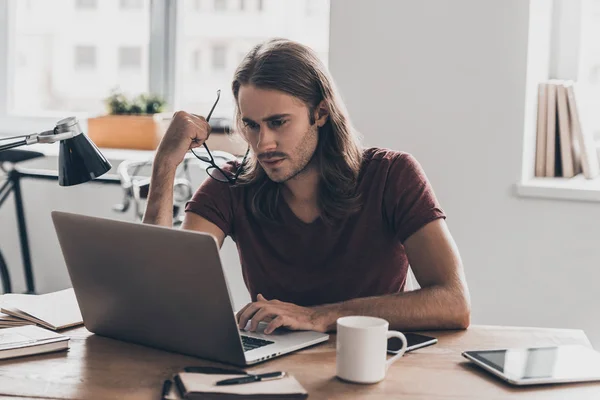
left=383, top=153, right=445, bottom=243
left=184, top=168, right=236, bottom=237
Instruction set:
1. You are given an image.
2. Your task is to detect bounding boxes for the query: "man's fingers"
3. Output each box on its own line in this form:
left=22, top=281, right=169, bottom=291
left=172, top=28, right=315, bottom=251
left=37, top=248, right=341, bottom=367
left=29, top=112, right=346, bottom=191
left=238, top=303, right=261, bottom=330
left=264, top=316, right=286, bottom=335
left=236, top=303, right=254, bottom=325
left=190, top=113, right=207, bottom=121
left=257, top=294, right=267, bottom=301
left=235, top=302, right=253, bottom=320
left=248, top=308, right=277, bottom=332
left=184, top=117, right=211, bottom=137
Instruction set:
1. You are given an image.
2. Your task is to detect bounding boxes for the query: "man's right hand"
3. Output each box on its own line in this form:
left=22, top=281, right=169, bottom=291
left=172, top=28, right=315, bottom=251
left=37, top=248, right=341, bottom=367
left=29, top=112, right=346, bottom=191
left=155, top=111, right=212, bottom=169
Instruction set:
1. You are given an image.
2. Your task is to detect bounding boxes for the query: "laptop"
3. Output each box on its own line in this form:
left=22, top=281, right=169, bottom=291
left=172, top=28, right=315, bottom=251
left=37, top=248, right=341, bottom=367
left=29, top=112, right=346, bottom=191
left=51, top=211, right=329, bottom=366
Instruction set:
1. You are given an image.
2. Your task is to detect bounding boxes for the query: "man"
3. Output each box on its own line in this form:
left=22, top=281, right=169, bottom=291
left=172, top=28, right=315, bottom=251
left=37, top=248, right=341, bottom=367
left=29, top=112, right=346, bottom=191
left=143, top=38, right=471, bottom=335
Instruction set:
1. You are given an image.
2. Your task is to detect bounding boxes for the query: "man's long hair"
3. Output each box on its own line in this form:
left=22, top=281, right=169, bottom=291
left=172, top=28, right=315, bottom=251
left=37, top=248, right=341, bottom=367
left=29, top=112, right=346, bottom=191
left=232, top=38, right=363, bottom=224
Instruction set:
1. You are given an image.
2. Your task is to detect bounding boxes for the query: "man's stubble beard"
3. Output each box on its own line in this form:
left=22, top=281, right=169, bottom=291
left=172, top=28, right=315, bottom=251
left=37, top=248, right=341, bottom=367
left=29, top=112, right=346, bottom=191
left=268, top=124, right=319, bottom=184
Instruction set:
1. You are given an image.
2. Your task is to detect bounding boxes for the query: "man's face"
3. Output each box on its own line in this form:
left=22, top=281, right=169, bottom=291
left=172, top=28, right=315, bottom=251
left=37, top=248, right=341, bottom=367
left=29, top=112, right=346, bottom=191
left=238, top=85, right=319, bottom=183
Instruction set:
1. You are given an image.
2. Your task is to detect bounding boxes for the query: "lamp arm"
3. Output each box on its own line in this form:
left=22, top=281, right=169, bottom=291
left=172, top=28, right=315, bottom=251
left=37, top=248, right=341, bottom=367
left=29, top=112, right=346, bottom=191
left=0, top=123, right=78, bottom=153
left=0, top=139, right=29, bottom=152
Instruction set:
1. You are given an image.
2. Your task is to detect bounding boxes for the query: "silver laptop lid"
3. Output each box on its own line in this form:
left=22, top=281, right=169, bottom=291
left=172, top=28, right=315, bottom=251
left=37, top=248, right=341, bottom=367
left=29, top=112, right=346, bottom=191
left=51, top=211, right=247, bottom=366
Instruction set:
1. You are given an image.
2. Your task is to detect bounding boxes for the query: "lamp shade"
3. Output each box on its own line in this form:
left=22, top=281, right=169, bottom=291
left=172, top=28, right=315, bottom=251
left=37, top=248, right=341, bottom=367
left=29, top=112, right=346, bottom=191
left=58, top=133, right=112, bottom=186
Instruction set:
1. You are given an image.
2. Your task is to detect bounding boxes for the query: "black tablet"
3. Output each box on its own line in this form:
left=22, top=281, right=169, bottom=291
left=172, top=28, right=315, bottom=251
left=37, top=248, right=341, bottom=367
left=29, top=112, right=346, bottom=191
left=388, top=333, right=437, bottom=354
left=463, top=345, right=600, bottom=385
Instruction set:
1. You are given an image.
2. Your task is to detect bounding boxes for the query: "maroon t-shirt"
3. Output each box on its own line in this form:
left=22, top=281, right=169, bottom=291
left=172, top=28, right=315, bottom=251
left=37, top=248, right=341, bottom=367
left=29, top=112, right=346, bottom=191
left=185, top=148, right=445, bottom=307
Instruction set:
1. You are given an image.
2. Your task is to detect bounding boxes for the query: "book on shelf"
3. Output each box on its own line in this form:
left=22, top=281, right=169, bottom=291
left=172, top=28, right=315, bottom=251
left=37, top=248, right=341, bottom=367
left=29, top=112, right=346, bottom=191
left=0, top=288, right=83, bottom=331
left=0, top=325, right=69, bottom=360
left=555, top=81, right=576, bottom=177
left=566, top=83, right=600, bottom=179
left=534, top=82, right=548, bottom=177
left=534, top=79, right=599, bottom=179
left=544, top=81, right=558, bottom=177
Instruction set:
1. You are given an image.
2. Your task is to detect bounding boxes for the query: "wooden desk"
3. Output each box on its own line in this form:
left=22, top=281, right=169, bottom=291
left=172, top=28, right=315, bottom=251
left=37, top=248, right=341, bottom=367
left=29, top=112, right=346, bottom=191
left=0, top=325, right=599, bottom=399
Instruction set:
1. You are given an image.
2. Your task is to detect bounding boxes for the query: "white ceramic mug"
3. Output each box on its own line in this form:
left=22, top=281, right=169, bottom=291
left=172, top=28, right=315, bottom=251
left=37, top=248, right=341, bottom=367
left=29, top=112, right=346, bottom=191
left=336, top=316, right=407, bottom=384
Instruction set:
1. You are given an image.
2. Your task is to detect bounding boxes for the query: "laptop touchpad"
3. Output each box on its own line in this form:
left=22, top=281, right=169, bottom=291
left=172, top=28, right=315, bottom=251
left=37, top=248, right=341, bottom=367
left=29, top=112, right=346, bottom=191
left=242, top=321, right=289, bottom=336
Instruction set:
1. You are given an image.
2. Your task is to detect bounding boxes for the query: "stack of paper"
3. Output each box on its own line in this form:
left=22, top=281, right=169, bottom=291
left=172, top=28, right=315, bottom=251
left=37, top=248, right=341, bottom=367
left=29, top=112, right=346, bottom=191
left=0, top=288, right=83, bottom=330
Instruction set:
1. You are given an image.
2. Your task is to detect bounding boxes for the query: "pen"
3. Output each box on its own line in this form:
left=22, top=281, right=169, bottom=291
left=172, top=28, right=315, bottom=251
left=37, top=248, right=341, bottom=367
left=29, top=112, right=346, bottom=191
left=215, top=371, right=286, bottom=386
left=160, top=379, right=172, bottom=400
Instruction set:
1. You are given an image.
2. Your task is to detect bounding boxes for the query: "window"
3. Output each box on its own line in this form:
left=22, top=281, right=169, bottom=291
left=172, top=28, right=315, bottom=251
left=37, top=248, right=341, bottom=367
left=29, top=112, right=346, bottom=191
left=4, top=0, right=150, bottom=116
left=590, top=64, right=600, bottom=85
left=192, top=50, right=202, bottom=71
left=119, top=46, right=142, bottom=70
left=75, top=46, right=97, bottom=70
left=75, top=0, right=97, bottom=9
left=519, top=0, right=600, bottom=189
left=0, top=0, right=329, bottom=128
left=552, top=0, right=600, bottom=139
left=212, top=45, right=227, bottom=70
left=120, top=0, right=144, bottom=10
left=214, top=0, right=227, bottom=12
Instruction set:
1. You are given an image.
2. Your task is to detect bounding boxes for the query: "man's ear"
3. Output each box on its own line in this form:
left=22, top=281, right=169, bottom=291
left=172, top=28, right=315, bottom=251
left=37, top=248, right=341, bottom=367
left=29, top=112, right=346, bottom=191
left=313, top=100, right=330, bottom=127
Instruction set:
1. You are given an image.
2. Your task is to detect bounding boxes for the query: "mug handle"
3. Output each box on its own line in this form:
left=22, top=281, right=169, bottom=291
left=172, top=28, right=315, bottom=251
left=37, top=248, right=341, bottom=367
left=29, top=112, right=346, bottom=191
left=385, top=331, right=407, bottom=369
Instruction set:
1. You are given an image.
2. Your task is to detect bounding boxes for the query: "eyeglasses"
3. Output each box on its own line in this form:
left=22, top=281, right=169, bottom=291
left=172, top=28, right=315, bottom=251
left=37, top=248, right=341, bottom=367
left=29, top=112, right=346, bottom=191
left=190, top=90, right=250, bottom=184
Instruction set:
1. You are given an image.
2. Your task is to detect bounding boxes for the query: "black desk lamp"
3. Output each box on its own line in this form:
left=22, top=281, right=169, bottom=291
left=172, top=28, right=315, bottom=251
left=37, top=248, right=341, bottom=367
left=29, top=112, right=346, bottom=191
left=0, top=117, right=112, bottom=294
left=0, top=116, right=112, bottom=185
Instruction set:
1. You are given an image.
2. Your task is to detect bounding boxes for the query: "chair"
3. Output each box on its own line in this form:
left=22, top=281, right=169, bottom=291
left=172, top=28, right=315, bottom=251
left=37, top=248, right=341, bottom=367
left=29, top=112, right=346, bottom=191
left=404, top=266, right=420, bottom=292
left=0, top=149, right=46, bottom=293
left=113, top=149, right=234, bottom=226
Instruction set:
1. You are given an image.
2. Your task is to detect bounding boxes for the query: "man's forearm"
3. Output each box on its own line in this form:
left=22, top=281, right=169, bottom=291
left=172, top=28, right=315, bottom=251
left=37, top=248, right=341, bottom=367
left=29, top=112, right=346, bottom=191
left=142, top=160, right=177, bottom=227
left=314, top=285, right=471, bottom=332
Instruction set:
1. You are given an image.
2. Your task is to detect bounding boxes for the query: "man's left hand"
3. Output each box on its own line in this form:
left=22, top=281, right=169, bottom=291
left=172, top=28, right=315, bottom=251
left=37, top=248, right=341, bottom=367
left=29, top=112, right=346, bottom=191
left=236, top=294, right=331, bottom=334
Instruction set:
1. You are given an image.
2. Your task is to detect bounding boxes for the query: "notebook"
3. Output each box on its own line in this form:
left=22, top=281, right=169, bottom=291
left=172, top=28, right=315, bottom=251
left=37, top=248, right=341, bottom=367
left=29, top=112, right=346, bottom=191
left=0, top=288, right=83, bottom=330
left=0, top=312, right=35, bottom=328
left=0, top=325, right=69, bottom=360
left=173, top=372, right=308, bottom=399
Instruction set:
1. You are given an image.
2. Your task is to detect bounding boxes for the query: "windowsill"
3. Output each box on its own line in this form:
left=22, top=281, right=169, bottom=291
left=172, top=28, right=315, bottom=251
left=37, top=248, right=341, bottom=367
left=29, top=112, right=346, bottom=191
left=516, top=175, right=600, bottom=203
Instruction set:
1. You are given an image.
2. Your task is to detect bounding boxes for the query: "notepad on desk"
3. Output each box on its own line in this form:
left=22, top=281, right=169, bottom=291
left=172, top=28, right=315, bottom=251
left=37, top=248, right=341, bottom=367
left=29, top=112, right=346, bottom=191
left=0, top=288, right=83, bottom=330
left=173, top=372, right=308, bottom=399
left=0, top=325, right=69, bottom=360
left=0, top=312, right=35, bottom=328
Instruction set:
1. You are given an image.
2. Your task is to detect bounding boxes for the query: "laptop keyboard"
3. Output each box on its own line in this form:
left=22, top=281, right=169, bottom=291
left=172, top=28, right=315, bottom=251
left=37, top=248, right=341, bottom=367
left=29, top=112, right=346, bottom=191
left=241, top=335, right=274, bottom=352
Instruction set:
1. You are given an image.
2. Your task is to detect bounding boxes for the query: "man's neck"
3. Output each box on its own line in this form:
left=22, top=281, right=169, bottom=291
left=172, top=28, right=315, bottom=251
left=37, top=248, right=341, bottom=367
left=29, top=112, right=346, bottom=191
left=281, top=164, right=319, bottom=206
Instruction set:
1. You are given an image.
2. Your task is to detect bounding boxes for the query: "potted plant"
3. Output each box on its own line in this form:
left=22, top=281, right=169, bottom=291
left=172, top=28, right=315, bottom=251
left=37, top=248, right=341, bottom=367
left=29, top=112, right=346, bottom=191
left=87, top=90, right=168, bottom=150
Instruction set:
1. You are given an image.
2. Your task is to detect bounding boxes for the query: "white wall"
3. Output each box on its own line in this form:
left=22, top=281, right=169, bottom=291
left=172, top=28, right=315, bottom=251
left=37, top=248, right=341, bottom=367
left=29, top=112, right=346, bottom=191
left=329, top=0, right=600, bottom=346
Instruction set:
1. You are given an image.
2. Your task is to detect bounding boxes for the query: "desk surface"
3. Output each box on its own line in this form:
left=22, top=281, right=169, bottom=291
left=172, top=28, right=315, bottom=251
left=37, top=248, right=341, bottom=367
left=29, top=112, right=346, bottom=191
left=0, top=325, right=599, bottom=399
